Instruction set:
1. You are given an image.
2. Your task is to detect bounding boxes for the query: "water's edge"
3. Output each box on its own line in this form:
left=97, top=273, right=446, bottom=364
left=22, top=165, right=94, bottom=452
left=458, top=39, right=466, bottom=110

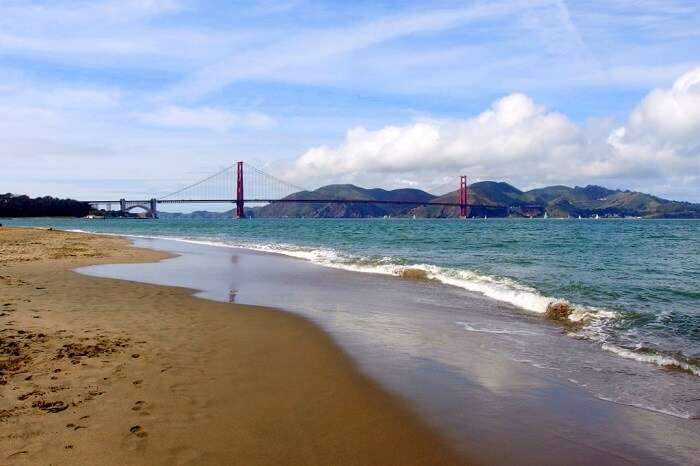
left=75, top=232, right=700, bottom=465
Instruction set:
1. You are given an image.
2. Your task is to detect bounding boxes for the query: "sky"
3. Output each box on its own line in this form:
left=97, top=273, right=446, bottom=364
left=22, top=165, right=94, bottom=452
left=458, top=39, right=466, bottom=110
left=1, top=0, right=700, bottom=205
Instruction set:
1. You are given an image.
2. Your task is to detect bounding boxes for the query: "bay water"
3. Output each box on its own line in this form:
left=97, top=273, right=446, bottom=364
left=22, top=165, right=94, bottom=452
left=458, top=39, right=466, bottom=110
left=6, top=217, right=700, bottom=422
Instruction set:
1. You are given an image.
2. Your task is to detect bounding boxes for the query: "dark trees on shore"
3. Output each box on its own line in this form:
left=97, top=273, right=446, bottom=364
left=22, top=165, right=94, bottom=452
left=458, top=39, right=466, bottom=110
left=0, top=193, right=91, bottom=217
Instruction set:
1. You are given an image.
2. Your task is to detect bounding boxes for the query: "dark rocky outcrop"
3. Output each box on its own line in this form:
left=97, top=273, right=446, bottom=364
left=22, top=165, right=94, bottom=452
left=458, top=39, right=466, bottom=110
left=544, top=302, right=574, bottom=321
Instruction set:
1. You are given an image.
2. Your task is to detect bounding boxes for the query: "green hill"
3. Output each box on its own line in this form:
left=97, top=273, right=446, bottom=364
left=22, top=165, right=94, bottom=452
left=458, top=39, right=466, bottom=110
left=158, top=183, right=700, bottom=219
left=252, top=185, right=435, bottom=218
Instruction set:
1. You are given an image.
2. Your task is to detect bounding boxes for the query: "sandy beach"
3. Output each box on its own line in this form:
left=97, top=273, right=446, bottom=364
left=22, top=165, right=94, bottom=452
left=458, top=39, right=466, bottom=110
left=0, top=227, right=469, bottom=465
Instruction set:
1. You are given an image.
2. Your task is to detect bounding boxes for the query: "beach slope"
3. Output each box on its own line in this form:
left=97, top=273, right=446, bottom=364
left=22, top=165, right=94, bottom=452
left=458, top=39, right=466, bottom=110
left=0, top=227, right=468, bottom=465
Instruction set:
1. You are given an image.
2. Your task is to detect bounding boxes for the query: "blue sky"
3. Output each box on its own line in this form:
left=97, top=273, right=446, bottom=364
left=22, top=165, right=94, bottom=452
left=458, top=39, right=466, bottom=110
left=1, top=0, right=700, bottom=203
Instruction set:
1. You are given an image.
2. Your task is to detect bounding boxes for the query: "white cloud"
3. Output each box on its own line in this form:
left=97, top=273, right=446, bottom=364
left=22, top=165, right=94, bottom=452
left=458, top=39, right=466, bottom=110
left=625, top=67, right=700, bottom=144
left=1, top=1, right=699, bottom=205
left=287, top=93, right=582, bottom=186
left=166, top=2, right=531, bottom=100
left=138, top=106, right=277, bottom=131
left=286, top=68, right=700, bottom=196
left=601, top=67, right=700, bottom=185
left=2, top=0, right=183, bottom=24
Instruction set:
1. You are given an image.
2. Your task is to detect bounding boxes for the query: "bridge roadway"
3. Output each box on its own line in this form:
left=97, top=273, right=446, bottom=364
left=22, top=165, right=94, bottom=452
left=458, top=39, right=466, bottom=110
left=85, top=198, right=508, bottom=208
left=83, top=198, right=548, bottom=219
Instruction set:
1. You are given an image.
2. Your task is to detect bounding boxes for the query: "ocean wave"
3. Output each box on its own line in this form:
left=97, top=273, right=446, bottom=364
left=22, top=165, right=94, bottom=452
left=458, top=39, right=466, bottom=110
left=66, top=228, right=612, bottom=322
left=232, top=241, right=612, bottom=323
left=601, top=343, right=700, bottom=377
left=64, top=229, right=697, bottom=379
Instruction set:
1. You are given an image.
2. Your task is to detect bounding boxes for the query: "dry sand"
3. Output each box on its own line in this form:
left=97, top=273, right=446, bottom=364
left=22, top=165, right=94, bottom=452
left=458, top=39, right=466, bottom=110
left=0, top=227, right=470, bottom=465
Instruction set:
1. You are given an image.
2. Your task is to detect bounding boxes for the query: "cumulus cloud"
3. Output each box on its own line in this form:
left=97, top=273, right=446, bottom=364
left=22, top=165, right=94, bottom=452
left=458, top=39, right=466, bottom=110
left=287, top=68, right=700, bottom=195
left=604, top=67, right=700, bottom=185
left=288, top=93, right=585, bottom=187
left=625, top=68, right=700, bottom=144
left=138, top=106, right=277, bottom=132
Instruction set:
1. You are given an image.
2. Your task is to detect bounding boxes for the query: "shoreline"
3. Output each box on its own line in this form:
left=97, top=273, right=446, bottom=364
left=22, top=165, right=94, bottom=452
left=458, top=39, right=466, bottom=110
left=0, top=227, right=469, bottom=465
left=75, top=231, right=700, bottom=465
left=4, top=225, right=700, bottom=465
left=66, top=226, right=700, bottom=386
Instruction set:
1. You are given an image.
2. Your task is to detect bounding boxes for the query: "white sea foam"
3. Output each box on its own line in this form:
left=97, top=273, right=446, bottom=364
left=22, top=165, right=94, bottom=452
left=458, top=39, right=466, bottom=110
left=66, top=228, right=609, bottom=323
left=68, top=228, right=700, bottom=381
left=234, top=242, right=608, bottom=323
left=595, top=394, right=697, bottom=420
left=456, top=321, right=541, bottom=336
left=601, top=344, right=700, bottom=377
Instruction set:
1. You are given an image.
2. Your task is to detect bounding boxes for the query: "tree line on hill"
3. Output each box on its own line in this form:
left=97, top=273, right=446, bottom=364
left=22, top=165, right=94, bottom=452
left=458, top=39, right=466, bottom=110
left=0, top=193, right=91, bottom=218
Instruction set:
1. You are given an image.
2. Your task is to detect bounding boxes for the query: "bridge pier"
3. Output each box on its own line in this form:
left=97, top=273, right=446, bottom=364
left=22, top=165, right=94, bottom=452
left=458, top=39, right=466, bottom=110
left=119, top=198, right=127, bottom=216
left=150, top=198, right=158, bottom=219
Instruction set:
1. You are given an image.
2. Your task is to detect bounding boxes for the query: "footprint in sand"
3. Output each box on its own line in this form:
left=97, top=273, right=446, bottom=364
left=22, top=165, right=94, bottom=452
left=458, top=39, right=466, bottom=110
left=122, top=425, right=149, bottom=452
left=132, top=400, right=150, bottom=415
left=129, top=425, right=148, bottom=438
left=160, top=363, right=174, bottom=373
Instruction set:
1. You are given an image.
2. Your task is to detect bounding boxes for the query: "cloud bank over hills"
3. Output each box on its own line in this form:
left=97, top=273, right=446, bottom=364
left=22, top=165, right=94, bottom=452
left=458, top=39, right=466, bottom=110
left=287, top=68, right=700, bottom=198
left=0, top=0, right=699, bottom=203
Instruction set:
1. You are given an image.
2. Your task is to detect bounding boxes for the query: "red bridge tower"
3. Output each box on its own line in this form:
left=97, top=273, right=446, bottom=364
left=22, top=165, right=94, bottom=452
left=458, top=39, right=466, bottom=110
left=236, top=161, right=245, bottom=219
left=459, top=175, right=469, bottom=219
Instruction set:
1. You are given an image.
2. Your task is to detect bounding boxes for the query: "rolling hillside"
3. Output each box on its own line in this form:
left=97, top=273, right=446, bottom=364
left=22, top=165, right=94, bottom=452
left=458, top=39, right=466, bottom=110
left=252, top=184, right=436, bottom=218
left=158, top=183, right=700, bottom=219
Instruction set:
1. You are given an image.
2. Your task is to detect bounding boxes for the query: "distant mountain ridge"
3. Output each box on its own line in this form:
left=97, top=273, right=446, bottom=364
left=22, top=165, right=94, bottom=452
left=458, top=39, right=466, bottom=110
left=253, top=184, right=436, bottom=218
left=158, top=182, right=700, bottom=219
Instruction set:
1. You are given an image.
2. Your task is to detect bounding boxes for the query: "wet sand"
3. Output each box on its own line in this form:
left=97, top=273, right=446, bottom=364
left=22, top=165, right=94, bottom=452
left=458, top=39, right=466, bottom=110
left=81, top=235, right=700, bottom=465
left=0, top=227, right=469, bottom=465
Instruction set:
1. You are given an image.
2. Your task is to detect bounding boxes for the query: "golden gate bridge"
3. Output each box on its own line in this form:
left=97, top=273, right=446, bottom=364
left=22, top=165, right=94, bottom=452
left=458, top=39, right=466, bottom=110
left=85, top=161, right=504, bottom=219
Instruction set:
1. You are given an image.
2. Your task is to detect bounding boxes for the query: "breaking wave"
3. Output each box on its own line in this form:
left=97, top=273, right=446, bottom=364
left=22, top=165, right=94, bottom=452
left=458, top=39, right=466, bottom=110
left=601, top=343, right=700, bottom=377
left=66, top=229, right=699, bottom=379
left=224, top=241, right=609, bottom=322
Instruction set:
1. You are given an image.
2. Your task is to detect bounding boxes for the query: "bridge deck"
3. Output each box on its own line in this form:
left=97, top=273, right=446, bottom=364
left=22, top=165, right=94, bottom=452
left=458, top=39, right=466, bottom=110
left=86, top=198, right=511, bottom=209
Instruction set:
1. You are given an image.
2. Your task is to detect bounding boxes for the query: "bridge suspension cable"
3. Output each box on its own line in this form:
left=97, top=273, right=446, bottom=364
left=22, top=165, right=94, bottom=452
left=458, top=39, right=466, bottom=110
left=244, top=164, right=308, bottom=200
left=86, top=160, right=494, bottom=219
left=159, top=164, right=237, bottom=201
left=158, top=162, right=308, bottom=202
left=431, top=179, right=460, bottom=197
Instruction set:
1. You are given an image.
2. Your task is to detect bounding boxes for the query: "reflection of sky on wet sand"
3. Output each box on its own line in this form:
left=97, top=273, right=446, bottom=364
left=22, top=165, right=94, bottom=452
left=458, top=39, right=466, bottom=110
left=79, top=237, right=700, bottom=465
